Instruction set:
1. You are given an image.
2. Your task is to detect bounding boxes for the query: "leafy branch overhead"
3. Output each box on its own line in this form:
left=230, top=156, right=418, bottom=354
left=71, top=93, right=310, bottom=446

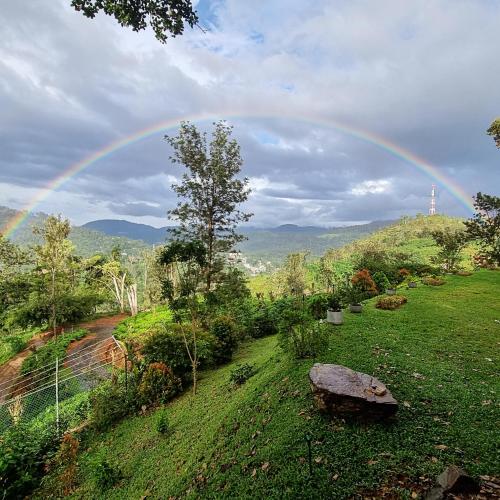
left=70, top=0, right=199, bottom=43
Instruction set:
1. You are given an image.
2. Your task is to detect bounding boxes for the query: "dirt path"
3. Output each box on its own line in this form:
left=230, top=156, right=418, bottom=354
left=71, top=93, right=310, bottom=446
left=0, top=314, right=126, bottom=403
left=64, top=314, right=127, bottom=388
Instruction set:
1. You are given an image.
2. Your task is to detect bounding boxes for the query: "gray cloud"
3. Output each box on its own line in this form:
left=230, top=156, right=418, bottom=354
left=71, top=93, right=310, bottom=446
left=0, top=0, right=499, bottom=229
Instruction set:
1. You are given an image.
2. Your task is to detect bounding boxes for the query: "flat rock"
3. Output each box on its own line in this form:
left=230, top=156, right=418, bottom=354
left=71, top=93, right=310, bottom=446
left=309, top=363, right=398, bottom=419
left=437, top=466, right=480, bottom=494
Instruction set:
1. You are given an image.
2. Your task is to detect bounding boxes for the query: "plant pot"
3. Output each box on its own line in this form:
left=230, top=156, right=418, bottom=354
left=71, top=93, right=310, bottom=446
left=327, top=309, right=343, bottom=325
left=349, top=304, right=363, bottom=313
left=386, top=288, right=396, bottom=295
left=408, top=282, right=417, bottom=289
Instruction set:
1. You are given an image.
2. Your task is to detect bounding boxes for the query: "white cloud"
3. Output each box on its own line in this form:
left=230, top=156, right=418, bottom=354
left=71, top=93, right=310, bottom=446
left=351, top=180, right=392, bottom=196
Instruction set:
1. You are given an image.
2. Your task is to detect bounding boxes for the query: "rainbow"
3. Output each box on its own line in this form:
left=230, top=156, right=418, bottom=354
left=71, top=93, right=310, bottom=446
left=1, top=111, right=475, bottom=238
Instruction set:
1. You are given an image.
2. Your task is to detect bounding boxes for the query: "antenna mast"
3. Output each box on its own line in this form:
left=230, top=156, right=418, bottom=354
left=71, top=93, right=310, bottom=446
left=429, top=184, right=436, bottom=215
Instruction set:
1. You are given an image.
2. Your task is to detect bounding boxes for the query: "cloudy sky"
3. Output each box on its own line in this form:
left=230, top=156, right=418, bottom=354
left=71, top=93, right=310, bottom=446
left=1, top=0, right=499, bottom=228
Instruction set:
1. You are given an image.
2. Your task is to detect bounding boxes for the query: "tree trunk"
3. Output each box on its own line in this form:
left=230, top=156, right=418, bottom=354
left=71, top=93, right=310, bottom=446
left=126, top=284, right=138, bottom=316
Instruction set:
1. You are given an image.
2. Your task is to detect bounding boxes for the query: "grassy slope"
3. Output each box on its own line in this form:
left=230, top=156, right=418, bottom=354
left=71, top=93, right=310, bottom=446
left=54, top=271, right=499, bottom=499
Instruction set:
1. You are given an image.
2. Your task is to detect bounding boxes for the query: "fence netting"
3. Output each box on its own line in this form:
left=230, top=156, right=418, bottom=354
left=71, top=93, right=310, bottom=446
left=0, top=336, right=126, bottom=435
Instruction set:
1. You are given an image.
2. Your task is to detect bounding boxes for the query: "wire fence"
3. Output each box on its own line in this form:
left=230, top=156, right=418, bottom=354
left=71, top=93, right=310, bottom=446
left=0, top=336, right=126, bottom=435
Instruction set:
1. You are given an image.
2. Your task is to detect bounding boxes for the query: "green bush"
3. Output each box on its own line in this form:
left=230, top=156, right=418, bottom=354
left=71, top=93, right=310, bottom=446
left=372, top=271, right=391, bottom=292
left=280, top=321, right=329, bottom=359
left=251, top=304, right=277, bottom=338
left=89, top=454, right=122, bottom=490
left=210, top=316, right=238, bottom=364
left=141, top=324, right=214, bottom=382
left=229, top=363, right=255, bottom=385
left=138, top=362, right=181, bottom=405
left=0, top=422, right=58, bottom=498
left=306, top=293, right=329, bottom=320
left=89, top=380, right=139, bottom=432
left=155, top=408, right=170, bottom=435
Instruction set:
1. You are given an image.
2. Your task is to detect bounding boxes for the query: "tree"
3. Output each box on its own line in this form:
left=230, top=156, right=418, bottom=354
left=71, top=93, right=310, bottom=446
left=431, top=228, right=468, bottom=272
left=165, top=121, right=252, bottom=292
left=465, top=192, right=500, bottom=266
left=70, top=0, right=199, bottom=43
left=33, top=215, right=73, bottom=335
left=487, top=118, right=500, bottom=148
left=159, top=240, right=207, bottom=394
left=141, top=247, right=163, bottom=310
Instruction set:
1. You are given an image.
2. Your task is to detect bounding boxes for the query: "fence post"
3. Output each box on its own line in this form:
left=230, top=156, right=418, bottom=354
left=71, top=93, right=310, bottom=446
left=125, top=353, right=128, bottom=393
left=55, top=357, right=60, bottom=436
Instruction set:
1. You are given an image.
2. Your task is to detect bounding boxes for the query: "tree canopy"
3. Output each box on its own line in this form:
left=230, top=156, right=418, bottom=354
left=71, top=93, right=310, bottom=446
left=465, top=192, right=500, bottom=265
left=70, top=0, right=199, bottom=43
left=487, top=118, right=500, bottom=148
left=165, top=121, right=252, bottom=291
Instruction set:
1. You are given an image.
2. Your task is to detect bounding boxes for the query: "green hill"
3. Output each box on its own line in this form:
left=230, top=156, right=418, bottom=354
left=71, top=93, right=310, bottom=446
left=323, top=214, right=468, bottom=262
left=0, top=206, right=148, bottom=257
left=37, top=271, right=499, bottom=499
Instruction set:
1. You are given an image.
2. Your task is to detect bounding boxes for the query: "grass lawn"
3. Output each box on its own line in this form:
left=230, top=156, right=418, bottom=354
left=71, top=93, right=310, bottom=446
left=113, top=305, right=173, bottom=343
left=40, top=271, right=499, bottom=499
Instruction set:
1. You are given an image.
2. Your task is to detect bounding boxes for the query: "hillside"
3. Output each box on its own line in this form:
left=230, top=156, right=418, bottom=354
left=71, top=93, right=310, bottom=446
left=322, top=214, right=468, bottom=262
left=83, top=218, right=395, bottom=264
left=36, top=271, right=500, bottom=498
left=0, top=206, right=148, bottom=257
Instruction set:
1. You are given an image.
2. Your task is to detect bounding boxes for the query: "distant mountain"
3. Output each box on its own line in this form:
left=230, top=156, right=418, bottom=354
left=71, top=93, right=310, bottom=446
left=80, top=218, right=396, bottom=264
left=0, top=206, right=148, bottom=257
left=1, top=205, right=396, bottom=265
left=82, top=219, right=170, bottom=245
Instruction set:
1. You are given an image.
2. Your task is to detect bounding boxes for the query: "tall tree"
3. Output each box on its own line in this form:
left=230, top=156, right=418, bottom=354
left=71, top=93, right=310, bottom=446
left=431, top=228, right=468, bottom=272
left=487, top=118, right=500, bottom=148
left=70, top=0, right=199, bottom=43
left=166, top=121, right=252, bottom=292
left=465, top=192, right=500, bottom=266
left=33, top=215, right=73, bottom=335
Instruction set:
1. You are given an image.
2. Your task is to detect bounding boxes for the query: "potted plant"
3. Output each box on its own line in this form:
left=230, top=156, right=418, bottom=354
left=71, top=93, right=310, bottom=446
left=407, top=279, right=418, bottom=288
left=386, top=282, right=397, bottom=295
left=326, top=293, right=343, bottom=325
left=346, top=286, right=364, bottom=313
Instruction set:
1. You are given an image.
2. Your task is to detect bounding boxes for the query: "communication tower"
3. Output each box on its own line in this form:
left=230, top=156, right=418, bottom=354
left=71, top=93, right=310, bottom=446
left=429, top=184, right=436, bottom=215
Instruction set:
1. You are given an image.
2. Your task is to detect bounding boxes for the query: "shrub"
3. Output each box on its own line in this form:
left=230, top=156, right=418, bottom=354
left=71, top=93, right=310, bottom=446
left=376, top=295, right=407, bottom=310
left=306, top=293, right=329, bottom=319
left=351, top=269, right=377, bottom=295
left=422, top=276, right=446, bottom=286
left=326, top=292, right=344, bottom=311
left=398, top=268, right=411, bottom=278
left=372, top=271, right=391, bottom=293
left=251, top=304, right=277, bottom=338
left=155, top=408, right=170, bottom=434
left=138, top=362, right=182, bottom=405
left=40, top=433, right=80, bottom=496
left=280, top=321, right=330, bottom=359
left=89, top=380, right=139, bottom=431
left=141, top=324, right=214, bottom=382
left=89, top=454, right=121, bottom=490
left=0, top=422, right=58, bottom=497
left=210, top=316, right=238, bottom=364
left=229, top=363, right=255, bottom=385
left=456, top=270, right=473, bottom=276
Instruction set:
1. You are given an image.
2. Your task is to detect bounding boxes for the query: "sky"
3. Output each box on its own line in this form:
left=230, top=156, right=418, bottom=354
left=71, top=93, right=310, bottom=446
left=0, top=0, right=499, bottom=229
